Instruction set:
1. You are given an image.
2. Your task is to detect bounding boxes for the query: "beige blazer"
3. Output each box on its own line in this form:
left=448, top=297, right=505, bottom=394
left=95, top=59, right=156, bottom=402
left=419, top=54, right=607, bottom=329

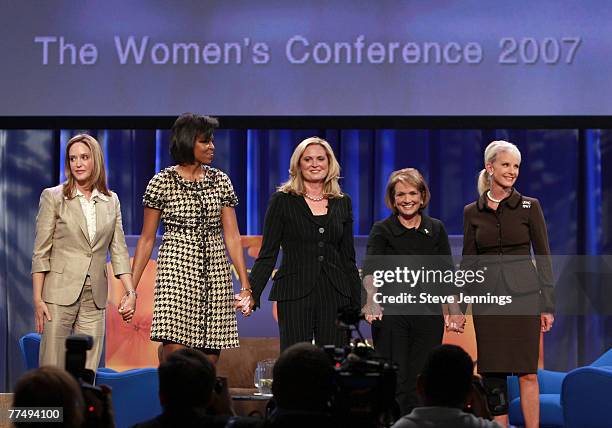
left=31, top=185, right=131, bottom=308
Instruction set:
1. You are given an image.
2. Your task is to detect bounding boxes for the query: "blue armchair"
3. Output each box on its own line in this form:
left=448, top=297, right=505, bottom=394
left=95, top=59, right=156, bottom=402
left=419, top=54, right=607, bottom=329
left=507, top=348, right=612, bottom=427
left=561, top=365, right=612, bottom=428
left=18, top=333, right=162, bottom=428
left=507, top=369, right=565, bottom=427
left=19, top=332, right=42, bottom=370
left=96, top=368, right=161, bottom=428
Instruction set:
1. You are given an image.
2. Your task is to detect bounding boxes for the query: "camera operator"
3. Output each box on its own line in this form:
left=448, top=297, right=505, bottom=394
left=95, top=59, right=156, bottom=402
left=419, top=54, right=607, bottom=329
left=392, top=345, right=500, bottom=428
left=132, top=348, right=262, bottom=428
left=64, top=335, right=116, bottom=428
left=12, top=366, right=85, bottom=428
left=266, top=342, right=335, bottom=428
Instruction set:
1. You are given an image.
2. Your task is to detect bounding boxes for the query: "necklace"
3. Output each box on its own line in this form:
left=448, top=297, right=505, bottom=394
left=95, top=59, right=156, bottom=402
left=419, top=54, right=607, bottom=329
left=304, top=192, right=325, bottom=202
left=486, top=190, right=503, bottom=203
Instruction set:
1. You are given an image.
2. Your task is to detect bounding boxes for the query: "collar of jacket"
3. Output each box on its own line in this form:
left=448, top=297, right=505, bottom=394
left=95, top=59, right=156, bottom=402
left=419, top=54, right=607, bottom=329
left=387, top=213, right=434, bottom=237
left=66, top=188, right=110, bottom=202
left=477, top=188, right=522, bottom=212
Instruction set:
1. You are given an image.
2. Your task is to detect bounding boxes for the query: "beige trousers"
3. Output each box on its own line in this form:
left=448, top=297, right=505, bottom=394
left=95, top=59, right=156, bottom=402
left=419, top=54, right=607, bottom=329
left=39, top=279, right=105, bottom=372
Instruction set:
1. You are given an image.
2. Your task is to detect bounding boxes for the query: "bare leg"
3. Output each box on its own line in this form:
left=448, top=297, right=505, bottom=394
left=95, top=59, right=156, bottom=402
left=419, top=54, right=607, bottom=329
left=518, top=373, right=539, bottom=428
left=160, top=342, right=220, bottom=366
left=161, top=342, right=186, bottom=362
left=198, top=348, right=220, bottom=366
left=157, top=344, right=163, bottom=364
left=205, top=353, right=219, bottom=365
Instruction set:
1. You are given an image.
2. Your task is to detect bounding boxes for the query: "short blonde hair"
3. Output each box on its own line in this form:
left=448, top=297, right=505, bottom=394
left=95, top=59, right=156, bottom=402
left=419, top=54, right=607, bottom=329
left=278, top=137, right=343, bottom=198
left=62, top=134, right=110, bottom=199
left=385, top=168, right=430, bottom=215
left=477, top=140, right=522, bottom=195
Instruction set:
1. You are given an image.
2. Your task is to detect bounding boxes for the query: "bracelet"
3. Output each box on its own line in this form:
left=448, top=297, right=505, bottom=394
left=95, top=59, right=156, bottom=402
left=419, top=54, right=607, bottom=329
left=240, top=288, right=252, bottom=294
left=126, top=290, right=138, bottom=298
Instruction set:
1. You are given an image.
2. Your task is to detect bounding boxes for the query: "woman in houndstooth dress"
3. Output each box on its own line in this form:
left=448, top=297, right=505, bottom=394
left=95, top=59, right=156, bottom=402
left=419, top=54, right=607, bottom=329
left=131, top=114, right=254, bottom=364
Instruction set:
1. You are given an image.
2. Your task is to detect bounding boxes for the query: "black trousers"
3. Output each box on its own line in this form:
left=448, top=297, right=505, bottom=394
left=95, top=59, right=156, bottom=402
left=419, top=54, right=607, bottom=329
left=371, top=315, right=444, bottom=416
left=276, top=275, right=350, bottom=351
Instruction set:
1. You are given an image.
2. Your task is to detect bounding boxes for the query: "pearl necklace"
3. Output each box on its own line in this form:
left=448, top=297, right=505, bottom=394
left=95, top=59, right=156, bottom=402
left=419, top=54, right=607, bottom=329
left=304, top=192, right=325, bottom=202
left=486, top=191, right=503, bottom=203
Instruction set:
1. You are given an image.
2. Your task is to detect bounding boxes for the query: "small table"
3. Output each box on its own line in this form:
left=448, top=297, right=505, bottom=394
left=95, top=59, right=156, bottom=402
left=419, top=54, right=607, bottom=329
left=231, top=393, right=271, bottom=417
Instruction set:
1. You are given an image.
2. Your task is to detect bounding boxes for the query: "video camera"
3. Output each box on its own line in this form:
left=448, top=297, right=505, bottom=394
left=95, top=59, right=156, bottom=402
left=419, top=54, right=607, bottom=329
left=322, top=306, right=399, bottom=428
left=65, top=335, right=111, bottom=427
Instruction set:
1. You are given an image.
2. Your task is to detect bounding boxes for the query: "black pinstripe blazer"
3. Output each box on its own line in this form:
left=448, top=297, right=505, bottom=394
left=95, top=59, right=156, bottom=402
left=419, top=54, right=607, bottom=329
left=249, top=191, right=362, bottom=306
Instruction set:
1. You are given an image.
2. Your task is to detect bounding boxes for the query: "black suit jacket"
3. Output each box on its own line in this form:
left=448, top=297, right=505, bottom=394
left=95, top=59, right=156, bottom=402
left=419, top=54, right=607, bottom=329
left=363, top=214, right=454, bottom=310
left=365, top=214, right=451, bottom=258
left=249, top=191, right=361, bottom=306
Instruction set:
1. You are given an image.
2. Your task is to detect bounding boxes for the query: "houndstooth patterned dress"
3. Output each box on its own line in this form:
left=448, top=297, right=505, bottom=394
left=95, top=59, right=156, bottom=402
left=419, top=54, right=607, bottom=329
left=143, top=165, right=239, bottom=349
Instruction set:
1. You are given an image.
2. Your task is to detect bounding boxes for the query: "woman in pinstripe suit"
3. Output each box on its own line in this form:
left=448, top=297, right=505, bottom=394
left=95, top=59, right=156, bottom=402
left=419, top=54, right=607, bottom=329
left=249, top=137, right=362, bottom=351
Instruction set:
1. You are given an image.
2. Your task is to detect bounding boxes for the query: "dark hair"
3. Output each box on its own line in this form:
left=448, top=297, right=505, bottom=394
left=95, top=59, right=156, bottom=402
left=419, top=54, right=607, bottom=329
left=170, top=113, right=219, bottom=164
left=272, top=342, right=334, bottom=412
left=13, top=366, right=85, bottom=428
left=158, top=348, right=216, bottom=411
left=420, top=344, right=475, bottom=407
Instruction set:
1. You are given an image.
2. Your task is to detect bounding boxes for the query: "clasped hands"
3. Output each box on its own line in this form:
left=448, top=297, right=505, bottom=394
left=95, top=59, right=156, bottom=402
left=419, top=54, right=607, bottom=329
left=118, top=293, right=137, bottom=323
left=445, top=302, right=466, bottom=333
left=234, top=289, right=255, bottom=317
left=445, top=313, right=467, bottom=334
left=362, top=301, right=383, bottom=324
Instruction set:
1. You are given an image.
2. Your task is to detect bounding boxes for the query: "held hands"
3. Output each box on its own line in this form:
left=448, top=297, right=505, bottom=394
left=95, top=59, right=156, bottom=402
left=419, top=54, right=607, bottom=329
left=541, top=312, right=554, bottom=332
left=118, top=293, right=137, bottom=323
left=34, top=299, right=51, bottom=334
left=362, top=301, right=383, bottom=324
left=234, top=289, right=255, bottom=317
left=445, top=301, right=466, bottom=334
left=445, top=313, right=467, bottom=334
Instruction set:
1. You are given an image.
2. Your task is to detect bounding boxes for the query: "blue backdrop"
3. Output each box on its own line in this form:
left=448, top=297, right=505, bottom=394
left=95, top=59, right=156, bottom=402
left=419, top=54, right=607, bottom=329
left=1, top=127, right=610, bottom=391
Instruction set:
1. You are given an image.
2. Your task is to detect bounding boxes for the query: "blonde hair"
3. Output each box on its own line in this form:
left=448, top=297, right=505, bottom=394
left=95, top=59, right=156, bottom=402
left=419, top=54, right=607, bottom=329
left=62, top=134, right=110, bottom=199
left=278, top=137, right=343, bottom=198
left=477, top=140, right=522, bottom=195
left=385, top=168, right=430, bottom=215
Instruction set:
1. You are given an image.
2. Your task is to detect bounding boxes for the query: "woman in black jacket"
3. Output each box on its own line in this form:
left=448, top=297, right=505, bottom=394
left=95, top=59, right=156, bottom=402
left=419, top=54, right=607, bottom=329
left=249, top=137, right=361, bottom=351
left=362, top=168, right=465, bottom=415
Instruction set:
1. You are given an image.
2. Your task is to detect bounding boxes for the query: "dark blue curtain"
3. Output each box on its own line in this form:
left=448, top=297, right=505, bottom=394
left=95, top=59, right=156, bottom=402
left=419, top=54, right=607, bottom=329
left=0, top=130, right=59, bottom=392
left=1, top=127, right=610, bottom=390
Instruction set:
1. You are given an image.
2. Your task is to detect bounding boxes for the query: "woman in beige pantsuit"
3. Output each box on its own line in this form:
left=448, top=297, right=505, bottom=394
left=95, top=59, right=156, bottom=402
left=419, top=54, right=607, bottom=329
left=31, top=134, right=136, bottom=371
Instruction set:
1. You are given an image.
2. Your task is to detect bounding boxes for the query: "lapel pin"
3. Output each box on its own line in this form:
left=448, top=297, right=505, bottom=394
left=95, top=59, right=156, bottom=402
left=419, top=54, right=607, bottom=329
left=424, top=228, right=429, bottom=234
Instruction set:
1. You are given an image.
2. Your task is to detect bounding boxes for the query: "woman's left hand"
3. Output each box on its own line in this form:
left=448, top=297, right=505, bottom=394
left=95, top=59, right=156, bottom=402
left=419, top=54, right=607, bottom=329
left=119, top=294, right=136, bottom=322
left=541, top=312, right=554, bottom=332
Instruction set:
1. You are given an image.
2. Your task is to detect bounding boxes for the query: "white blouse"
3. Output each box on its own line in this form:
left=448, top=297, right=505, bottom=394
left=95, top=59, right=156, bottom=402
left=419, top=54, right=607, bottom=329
left=75, top=188, right=109, bottom=243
